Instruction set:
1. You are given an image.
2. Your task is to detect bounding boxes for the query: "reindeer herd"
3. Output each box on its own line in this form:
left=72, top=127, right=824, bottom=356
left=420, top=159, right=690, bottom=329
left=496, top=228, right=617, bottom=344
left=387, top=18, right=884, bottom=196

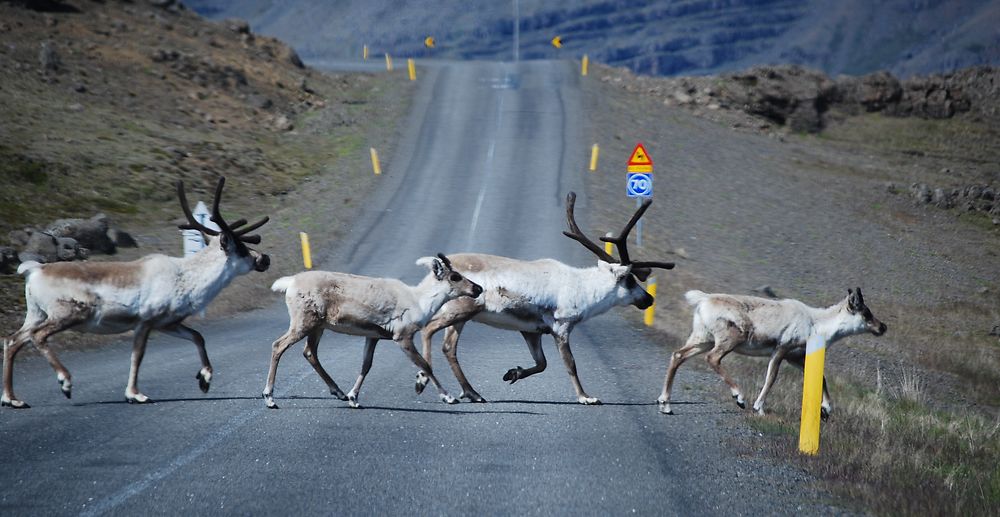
left=2, top=177, right=887, bottom=418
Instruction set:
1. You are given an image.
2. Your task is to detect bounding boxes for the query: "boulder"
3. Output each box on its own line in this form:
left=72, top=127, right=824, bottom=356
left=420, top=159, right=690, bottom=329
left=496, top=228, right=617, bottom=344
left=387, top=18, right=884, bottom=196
left=225, top=18, right=250, bottom=35
left=723, top=65, right=836, bottom=132
left=19, top=231, right=60, bottom=263
left=45, top=214, right=116, bottom=255
left=108, top=228, right=138, bottom=248
left=0, top=246, right=18, bottom=275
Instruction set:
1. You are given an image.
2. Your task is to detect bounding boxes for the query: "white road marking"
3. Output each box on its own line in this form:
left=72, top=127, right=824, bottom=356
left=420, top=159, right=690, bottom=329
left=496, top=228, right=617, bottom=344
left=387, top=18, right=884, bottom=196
left=466, top=79, right=507, bottom=248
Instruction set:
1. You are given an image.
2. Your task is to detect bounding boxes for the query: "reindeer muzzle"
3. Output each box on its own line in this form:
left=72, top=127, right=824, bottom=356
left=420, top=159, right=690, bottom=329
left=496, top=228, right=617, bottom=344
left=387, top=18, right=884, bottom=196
left=469, top=282, right=484, bottom=298
left=871, top=321, right=887, bottom=336
left=255, top=254, right=271, bottom=272
left=635, top=291, right=654, bottom=310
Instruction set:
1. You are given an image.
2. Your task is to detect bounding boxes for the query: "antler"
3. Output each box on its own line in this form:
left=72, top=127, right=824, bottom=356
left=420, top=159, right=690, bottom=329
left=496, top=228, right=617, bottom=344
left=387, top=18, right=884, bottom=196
left=176, top=177, right=269, bottom=243
left=562, top=192, right=674, bottom=281
left=562, top=192, right=616, bottom=263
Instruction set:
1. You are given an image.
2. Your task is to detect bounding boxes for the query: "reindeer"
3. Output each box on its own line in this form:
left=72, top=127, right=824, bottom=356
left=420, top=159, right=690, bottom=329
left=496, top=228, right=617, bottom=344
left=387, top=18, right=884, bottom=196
left=658, top=288, right=887, bottom=418
left=262, top=254, right=483, bottom=409
left=414, top=192, right=674, bottom=405
left=2, top=177, right=270, bottom=408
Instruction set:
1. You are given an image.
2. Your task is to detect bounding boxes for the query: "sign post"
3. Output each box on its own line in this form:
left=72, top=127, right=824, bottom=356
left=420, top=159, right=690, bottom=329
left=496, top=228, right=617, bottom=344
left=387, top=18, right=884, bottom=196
left=181, top=201, right=220, bottom=318
left=626, top=143, right=653, bottom=246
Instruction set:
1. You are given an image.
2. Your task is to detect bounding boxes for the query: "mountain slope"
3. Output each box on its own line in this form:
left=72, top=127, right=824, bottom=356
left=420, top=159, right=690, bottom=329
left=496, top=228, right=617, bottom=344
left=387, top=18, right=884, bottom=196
left=187, top=0, right=1000, bottom=77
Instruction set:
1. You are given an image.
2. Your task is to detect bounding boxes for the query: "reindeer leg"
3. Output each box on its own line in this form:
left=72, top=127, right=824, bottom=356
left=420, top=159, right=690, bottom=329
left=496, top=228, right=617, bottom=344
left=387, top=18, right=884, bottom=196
left=657, top=334, right=712, bottom=415
left=262, top=324, right=313, bottom=409
left=398, top=335, right=456, bottom=405
left=440, top=322, right=484, bottom=402
left=787, top=355, right=832, bottom=420
left=346, top=337, right=378, bottom=408
left=417, top=299, right=477, bottom=395
left=3, top=333, right=31, bottom=409
left=161, top=324, right=213, bottom=394
left=503, top=331, right=547, bottom=384
left=705, top=331, right=745, bottom=410
left=4, top=304, right=86, bottom=407
left=553, top=332, right=600, bottom=405
left=125, top=323, right=154, bottom=404
left=302, top=327, right=348, bottom=400
left=752, top=347, right=789, bottom=415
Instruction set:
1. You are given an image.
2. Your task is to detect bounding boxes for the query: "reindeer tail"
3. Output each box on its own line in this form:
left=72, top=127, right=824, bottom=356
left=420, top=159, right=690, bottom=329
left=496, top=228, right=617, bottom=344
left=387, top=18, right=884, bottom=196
left=16, top=261, right=42, bottom=276
left=684, top=290, right=709, bottom=306
left=270, top=276, right=295, bottom=293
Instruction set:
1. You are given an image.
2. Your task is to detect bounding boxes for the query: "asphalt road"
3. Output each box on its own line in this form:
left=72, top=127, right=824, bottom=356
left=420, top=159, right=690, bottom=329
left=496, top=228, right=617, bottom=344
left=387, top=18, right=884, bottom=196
left=1, top=61, right=832, bottom=515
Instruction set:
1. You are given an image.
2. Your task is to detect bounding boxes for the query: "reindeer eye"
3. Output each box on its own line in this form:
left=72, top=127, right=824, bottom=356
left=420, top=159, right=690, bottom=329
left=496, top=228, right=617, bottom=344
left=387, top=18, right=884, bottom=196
left=449, top=273, right=462, bottom=282
left=624, top=275, right=637, bottom=288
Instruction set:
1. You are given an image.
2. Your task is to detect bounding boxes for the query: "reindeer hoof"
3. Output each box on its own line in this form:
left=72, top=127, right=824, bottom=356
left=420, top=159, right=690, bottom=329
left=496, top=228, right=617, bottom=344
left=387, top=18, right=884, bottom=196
left=460, top=391, right=487, bottom=403
left=332, top=390, right=349, bottom=401
left=733, top=394, right=746, bottom=409
left=578, top=396, right=602, bottom=405
left=347, top=395, right=360, bottom=409
left=1, top=398, right=30, bottom=409
left=415, top=372, right=428, bottom=394
left=821, top=407, right=830, bottom=421
left=126, top=393, right=151, bottom=404
left=196, top=369, right=212, bottom=393
left=503, top=367, right=523, bottom=384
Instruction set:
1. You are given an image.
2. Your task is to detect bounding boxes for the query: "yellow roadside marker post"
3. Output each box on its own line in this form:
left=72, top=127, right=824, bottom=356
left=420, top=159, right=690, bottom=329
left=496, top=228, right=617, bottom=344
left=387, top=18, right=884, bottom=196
left=299, top=232, right=312, bottom=269
left=581, top=54, right=589, bottom=76
left=370, top=147, right=381, bottom=175
left=589, top=144, right=599, bottom=171
left=799, top=334, right=827, bottom=455
left=407, top=58, right=416, bottom=81
left=385, top=53, right=393, bottom=71
left=363, top=45, right=369, bottom=60
left=644, top=278, right=656, bottom=326
left=604, top=232, right=614, bottom=256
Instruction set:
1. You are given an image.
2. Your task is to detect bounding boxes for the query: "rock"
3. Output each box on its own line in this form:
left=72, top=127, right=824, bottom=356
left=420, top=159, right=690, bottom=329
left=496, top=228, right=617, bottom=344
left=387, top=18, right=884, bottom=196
left=982, top=187, right=995, bottom=201
left=932, top=188, right=954, bottom=208
left=273, top=114, right=293, bottom=131
left=754, top=285, right=778, bottom=298
left=990, top=325, right=1000, bottom=337
left=299, top=78, right=315, bottom=94
left=73, top=83, right=86, bottom=93
left=673, top=91, right=692, bottom=104
left=911, top=183, right=932, bottom=204
left=55, top=237, right=86, bottom=261
left=7, top=229, right=30, bottom=248
left=39, top=41, right=61, bottom=71
left=225, top=18, right=251, bottom=34
left=247, top=93, right=272, bottom=109
left=837, top=71, right=902, bottom=113
left=107, top=228, right=138, bottom=248
left=20, top=232, right=60, bottom=263
left=724, top=65, right=836, bottom=133
left=45, top=214, right=116, bottom=255
left=151, top=48, right=180, bottom=62
left=0, top=246, right=18, bottom=275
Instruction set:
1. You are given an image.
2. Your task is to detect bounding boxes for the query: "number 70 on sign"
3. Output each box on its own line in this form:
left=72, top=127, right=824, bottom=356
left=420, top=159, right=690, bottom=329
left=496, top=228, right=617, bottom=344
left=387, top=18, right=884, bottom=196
left=627, top=172, right=653, bottom=197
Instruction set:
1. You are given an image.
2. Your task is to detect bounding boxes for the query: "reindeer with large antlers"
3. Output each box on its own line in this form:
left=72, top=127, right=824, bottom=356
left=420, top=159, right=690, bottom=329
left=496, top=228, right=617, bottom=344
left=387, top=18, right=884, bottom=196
left=414, top=192, right=674, bottom=404
left=2, top=177, right=270, bottom=408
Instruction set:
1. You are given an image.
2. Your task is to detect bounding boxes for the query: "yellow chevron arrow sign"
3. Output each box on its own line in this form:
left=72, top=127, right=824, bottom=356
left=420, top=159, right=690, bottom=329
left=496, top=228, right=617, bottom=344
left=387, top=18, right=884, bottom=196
left=551, top=36, right=562, bottom=48
left=424, top=36, right=435, bottom=48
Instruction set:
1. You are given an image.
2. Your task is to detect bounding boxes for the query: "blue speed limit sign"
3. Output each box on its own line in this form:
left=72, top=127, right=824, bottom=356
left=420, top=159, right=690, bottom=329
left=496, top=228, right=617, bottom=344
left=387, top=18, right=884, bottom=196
left=626, top=172, right=653, bottom=197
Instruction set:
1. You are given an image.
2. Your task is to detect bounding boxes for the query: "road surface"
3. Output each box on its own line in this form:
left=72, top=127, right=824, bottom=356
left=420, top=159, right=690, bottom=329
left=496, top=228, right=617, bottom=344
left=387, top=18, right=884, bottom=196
left=1, top=61, right=831, bottom=515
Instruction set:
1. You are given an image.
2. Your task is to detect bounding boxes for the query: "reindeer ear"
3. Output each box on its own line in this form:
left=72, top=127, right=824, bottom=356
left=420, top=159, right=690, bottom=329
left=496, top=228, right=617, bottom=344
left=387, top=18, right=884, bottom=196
left=416, top=256, right=447, bottom=280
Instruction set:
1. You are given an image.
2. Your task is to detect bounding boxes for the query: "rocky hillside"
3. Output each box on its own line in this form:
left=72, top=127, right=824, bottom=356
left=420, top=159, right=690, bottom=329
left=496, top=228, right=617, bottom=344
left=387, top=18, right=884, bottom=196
left=0, top=0, right=414, bottom=336
left=187, top=0, right=1000, bottom=77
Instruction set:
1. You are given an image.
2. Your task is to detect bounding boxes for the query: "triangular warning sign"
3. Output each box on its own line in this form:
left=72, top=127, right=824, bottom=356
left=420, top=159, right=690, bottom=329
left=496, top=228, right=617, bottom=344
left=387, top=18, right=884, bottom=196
left=627, top=143, right=653, bottom=166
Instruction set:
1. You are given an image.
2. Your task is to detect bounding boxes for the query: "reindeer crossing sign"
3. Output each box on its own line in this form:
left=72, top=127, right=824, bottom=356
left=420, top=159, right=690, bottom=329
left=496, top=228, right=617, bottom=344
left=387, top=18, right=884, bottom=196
left=626, top=142, right=653, bottom=198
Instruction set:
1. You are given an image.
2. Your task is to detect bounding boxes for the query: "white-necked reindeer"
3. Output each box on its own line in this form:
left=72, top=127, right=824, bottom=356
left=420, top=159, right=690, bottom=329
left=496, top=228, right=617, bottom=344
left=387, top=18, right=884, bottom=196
left=2, top=177, right=270, bottom=408
left=658, top=288, right=887, bottom=418
left=415, top=192, right=674, bottom=404
left=262, top=254, right=483, bottom=409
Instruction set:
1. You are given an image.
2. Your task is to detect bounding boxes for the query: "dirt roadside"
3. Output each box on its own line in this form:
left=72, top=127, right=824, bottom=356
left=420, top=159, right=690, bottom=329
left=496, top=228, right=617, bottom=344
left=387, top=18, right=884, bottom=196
left=582, top=63, right=999, bottom=514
